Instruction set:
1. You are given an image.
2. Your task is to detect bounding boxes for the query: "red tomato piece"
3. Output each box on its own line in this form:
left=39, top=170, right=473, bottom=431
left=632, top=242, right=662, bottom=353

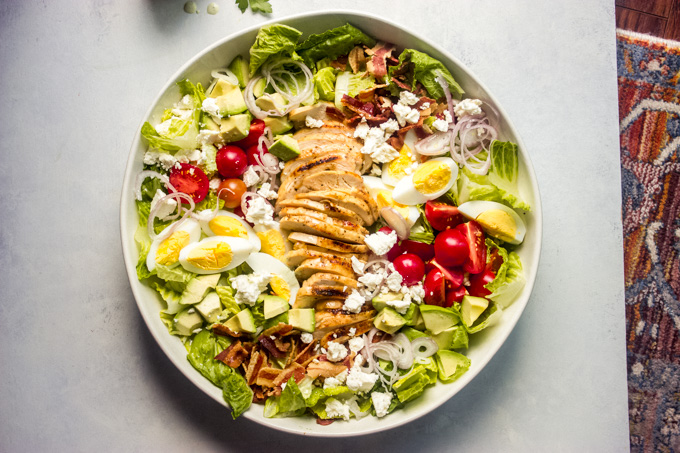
left=434, top=228, right=469, bottom=267
left=401, top=240, right=435, bottom=262
left=425, top=201, right=465, bottom=231
left=246, top=143, right=269, bottom=167
left=216, top=145, right=248, bottom=178
left=232, top=119, right=266, bottom=149
left=467, top=269, right=496, bottom=297
left=423, top=269, right=446, bottom=306
left=217, top=178, right=246, bottom=209
left=455, top=221, right=487, bottom=274
left=168, top=163, right=209, bottom=203
left=486, top=248, right=504, bottom=273
left=445, top=285, right=467, bottom=306
left=393, top=253, right=425, bottom=286
left=426, top=258, right=464, bottom=290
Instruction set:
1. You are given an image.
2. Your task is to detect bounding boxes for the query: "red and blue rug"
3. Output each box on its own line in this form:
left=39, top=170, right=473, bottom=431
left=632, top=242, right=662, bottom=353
left=618, top=29, right=680, bottom=452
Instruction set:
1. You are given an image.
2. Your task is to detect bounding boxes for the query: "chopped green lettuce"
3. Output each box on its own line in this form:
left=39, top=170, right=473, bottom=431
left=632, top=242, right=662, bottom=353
left=485, top=239, right=526, bottom=308
left=135, top=224, right=153, bottom=280
left=249, top=24, right=303, bottom=75
left=264, top=378, right=307, bottom=418
left=449, top=325, right=469, bottom=349
left=154, top=264, right=196, bottom=287
left=392, top=363, right=436, bottom=403
left=296, top=24, right=376, bottom=66
left=222, top=372, right=254, bottom=419
left=394, top=49, right=464, bottom=99
left=486, top=141, right=530, bottom=211
left=313, top=67, right=337, bottom=101
left=334, top=71, right=376, bottom=110
left=454, top=166, right=531, bottom=212
left=408, top=206, right=435, bottom=243
left=201, top=144, right=218, bottom=175
left=149, top=278, right=184, bottom=315
left=187, top=330, right=234, bottom=386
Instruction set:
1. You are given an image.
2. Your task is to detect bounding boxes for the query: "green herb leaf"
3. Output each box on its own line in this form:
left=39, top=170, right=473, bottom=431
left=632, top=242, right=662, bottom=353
left=249, top=0, right=272, bottom=14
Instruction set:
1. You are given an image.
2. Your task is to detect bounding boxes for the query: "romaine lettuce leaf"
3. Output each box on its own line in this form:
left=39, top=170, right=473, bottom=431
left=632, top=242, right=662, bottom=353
left=408, top=205, right=435, bottom=244
left=394, top=49, right=464, bottom=99
left=486, top=140, right=530, bottom=211
left=334, top=71, right=376, bottom=110
left=296, top=24, right=376, bottom=66
left=155, top=264, right=196, bottom=287
left=264, top=378, right=307, bottom=418
left=149, top=278, right=184, bottom=314
left=249, top=24, right=303, bottom=75
left=455, top=167, right=531, bottom=212
left=313, top=67, right=337, bottom=101
left=485, top=239, right=526, bottom=308
left=134, top=224, right=153, bottom=280
left=187, top=330, right=234, bottom=387
left=222, top=372, right=254, bottom=419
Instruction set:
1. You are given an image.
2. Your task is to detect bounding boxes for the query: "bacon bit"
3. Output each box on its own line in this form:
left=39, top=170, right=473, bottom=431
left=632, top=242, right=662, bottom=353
left=317, top=418, right=335, bottom=425
left=256, top=367, right=281, bottom=387
left=245, top=350, right=267, bottom=385
left=356, top=84, right=388, bottom=104
left=391, top=77, right=412, bottom=91
left=320, top=319, right=375, bottom=348
left=348, top=46, right=366, bottom=73
left=365, top=42, right=396, bottom=78
left=325, top=105, right=347, bottom=121
left=274, top=337, right=291, bottom=352
left=388, top=135, right=404, bottom=151
left=386, top=56, right=399, bottom=66
left=294, top=339, right=318, bottom=367
left=260, top=323, right=293, bottom=338
left=341, top=95, right=392, bottom=125
left=211, top=323, right=246, bottom=338
left=259, top=336, right=286, bottom=359
left=215, top=340, right=250, bottom=368
left=330, top=55, right=348, bottom=70
left=307, top=360, right=347, bottom=379
left=273, top=363, right=306, bottom=387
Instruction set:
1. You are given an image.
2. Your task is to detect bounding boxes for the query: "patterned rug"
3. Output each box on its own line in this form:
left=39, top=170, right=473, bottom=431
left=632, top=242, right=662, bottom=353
left=618, top=29, right=680, bottom=452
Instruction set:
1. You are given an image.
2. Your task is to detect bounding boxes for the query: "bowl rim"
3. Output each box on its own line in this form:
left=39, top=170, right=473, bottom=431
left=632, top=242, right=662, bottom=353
left=120, top=9, right=543, bottom=437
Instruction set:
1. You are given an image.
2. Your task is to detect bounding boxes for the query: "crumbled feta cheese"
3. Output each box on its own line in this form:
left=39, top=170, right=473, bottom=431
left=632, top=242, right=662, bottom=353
left=150, top=189, right=178, bottom=221
left=351, top=256, right=365, bottom=275
left=300, top=332, right=313, bottom=343
left=393, top=103, right=420, bottom=127
left=343, top=290, right=365, bottom=314
left=432, top=118, right=449, bottom=132
left=144, top=150, right=178, bottom=171
left=385, top=271, right=403, bottom=293
left=187, top=308, right=195, bottom=314
left=348, top=327, right=357, bottom=337
left=371, top=392, right=393, bottom=418
left=420, top=102, right=431, bottom=110
left=155, top=119, right=173, bottom=136
left=454, top=98, right=483, bottom=118
left=358, top=271, right=385, bottom=293
left=346, top=364, right=378, bottom=393
left=209, top=177, right=221, bottom=191
left=386, top=297, right=411, bottom=315
left=443, top=110, right=453, bottom=123
left=361, top=127, right=399, bottom=163
left=353, top=120, right=370, bottom=139
left=176, top=94, right=194, bottom=110
left=364, top=229, right=398, bottom=256
left=257, top=182, right=278, bottom=200
left=197, top=129, right=223, bottom=146
left=279, top=161, right=285, bottom=170
left=369, top=164, right=382, bottom=176
left=305, top=115, right=324, bottom=128
left=325, top=398, right=351, bottom=421
left=323, top=370, right=347, bottom=389
left=407, top=282, right=425, bottom=303
left=202, top=97, right=221, bottom=117
left=245, top=196, right=275, bottom=227
left=229, top=273, right=272, bottom=306
left=380, top=119, right=400, bottom=135
left=399, top=91, right=419, bottom=106
left=354, top=353, right=365, bottom=366
left=326, top=341, right=348, bottom=362
left=242, top=166, right=261, bottom=188
left=348, top=336, right=365, bottom=353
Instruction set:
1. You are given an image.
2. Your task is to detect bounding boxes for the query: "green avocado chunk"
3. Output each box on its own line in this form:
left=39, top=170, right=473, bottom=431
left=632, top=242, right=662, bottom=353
left=228, top=55, right=250, bottom=89
left=220, top=113, right=252, bottom=142
left=260, top=294, right=289, bottom=319
left=268, top=135, right=300, bottom=161
left=371, top=292, right=403, bottom=312
left=210, top=79, right=248, bottom=116
left=460, top=295, right=489, bottom=327
left=174, top=309, right=204, bottom=336
left=263, top=116, right=293, bottom=135
left=373, top=307, right=406, bottom=334
left=194, top=291, right=222, bottom=323
left=224, top=308, right=257, bottom=334
left=288, top=308, right=315, bottom=332
left=435, top=350, right=471, bottom=383
left=419, top=305, right=459, bottom=335
left=180, top=274, right=221, bottom=306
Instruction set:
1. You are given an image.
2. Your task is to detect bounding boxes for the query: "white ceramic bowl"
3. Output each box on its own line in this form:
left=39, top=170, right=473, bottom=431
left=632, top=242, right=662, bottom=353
left=120, top=10, right=542, bottom=437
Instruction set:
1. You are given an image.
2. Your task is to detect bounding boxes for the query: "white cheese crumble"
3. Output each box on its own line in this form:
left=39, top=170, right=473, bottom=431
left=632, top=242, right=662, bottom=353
left=385, top=271, right=403, bottom=293
left=444, top=110, right=453, bottom=123
left=323, top=370, right=347, bottom=389
left=209, top=177, right=222, bottom=191
left=432, top=118, right=449, bottom=132
left=364, top=229, right=398, bottom=256
left=420, top=102, right=431, bottom=110
left=358, top=270, right=386, bottom=293
left=150, top=189, right=178, bottom=221
left=350, top=256, right=365, bottom=275
left=348, top=336, right=365, bottom=353
left=305, top=115, right=324, bottom=128
left=380, top=118, right=400, bottom=135
left=229, top=273, right=271, bottom=306
left=454, top=98, right=483, bottom=118
left=201, top=97, right=221, bottom=117
left=325, top=398, right=351, bottom=421
left=354, top=119, right=399, bottom=164
left=393, top=103, right=420, bottom=127
left=245, top=196, right=276, bottom=227
left=386, top=297, right=411, bottom=315
left=346, top=364, right=378, bottom=393
left=242, top=165, right=261, bottom=188
left=348, top=327, right=357, bottom=337
left=401, top=282, right=425, bottom=305
left=300, top=332, right=313, bottom=344
left=197, top=129, right=223, bottom=146
left=143, top=150, right=177, bottom=171
left=353, top=121, right=370, bottom=140
left=326, top=341, right=349, bottom=362
left=371, top=392, right=393, bottom=418
left=343, top=290, right=365, bottom=314
left=257, top=182, right=278, bottom=200
left=399, top=91, right=419, bottom=106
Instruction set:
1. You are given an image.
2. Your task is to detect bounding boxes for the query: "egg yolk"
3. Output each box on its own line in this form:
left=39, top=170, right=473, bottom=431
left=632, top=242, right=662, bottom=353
left=209, top=216, right=248, bottom=238
left=270, top=276, right=291, bottom=301
left=155, top=231, right=191, bottom=265
left=476, top=210, right=517, bottom=243
left=376, top=190, right=411, bottom=221
left=186, top=242, right=233, bottom=270
left=386, top=145, right=414, bottom=181
left=413, top=161, right=451, bottom=194
left=257, top=229, right=286, bottom=261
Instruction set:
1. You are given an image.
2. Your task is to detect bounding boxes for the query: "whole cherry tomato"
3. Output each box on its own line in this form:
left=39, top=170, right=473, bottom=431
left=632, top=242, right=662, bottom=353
left=434, top=228, right=469, bottom=267
left=216, top=178, right=246, bottom=209
left=393, top=253, right=425, bottom=286
left=216, top=145, right=247, bottom=178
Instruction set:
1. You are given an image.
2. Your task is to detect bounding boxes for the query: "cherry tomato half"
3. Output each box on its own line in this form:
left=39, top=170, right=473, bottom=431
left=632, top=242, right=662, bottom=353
left=168, top=163, right=209, bottom=203
left=426, top=258, right=464, bottom=290
left=425, top=201, right=465, bottom=231
left=467, top=269, right=496, bottom=298
left=216, top=145, right=248, bottom=178
left=401, top=240, right=435, bottom=262
left=423, top=269, right=446, bottom=306
left=233, top=119, right=266, bottom=149
left=217, top=178, right=246, bottom=209
left=246, top=143, right=270, bottom=167
left=393, top=253, right=425, bottom=286
left=455, top=221, right=487, bottom=274
left=434, top=228, right=469, bottom=267
left=445, top=285, right=467, bottom=306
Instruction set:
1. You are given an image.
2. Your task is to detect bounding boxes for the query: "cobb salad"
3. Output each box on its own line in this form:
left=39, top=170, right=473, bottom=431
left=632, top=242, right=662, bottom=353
left=133, top=22, right=530, bottom=423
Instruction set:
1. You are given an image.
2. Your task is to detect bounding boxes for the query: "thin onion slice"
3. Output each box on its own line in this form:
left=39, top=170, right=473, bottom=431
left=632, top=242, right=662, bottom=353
left=210, top=68, right=239, bottom=86
left=411, top=336, right=439, bottom=358
left=134, top=170, right=169, bottom=201
left=435, top=71, right=456, bottom=124
left=380, top=207, right=410, bottom=240
left=240, top=191, right=259, bottom=217
left=414, top=130, right=452, bottom=156
left=148, top=191, right=195, bottom=240
left=392, top=333, right=414, bottom=370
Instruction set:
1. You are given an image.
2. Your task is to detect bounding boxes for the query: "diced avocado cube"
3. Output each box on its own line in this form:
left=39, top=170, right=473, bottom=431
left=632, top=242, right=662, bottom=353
left=401, top=303, right=418, bottom=326
left=371, top=292, right=403, bottom=312
left=401, top=326, right=428, bottom=342
left=252, top=78, right=267, bottom=98
left=268, top=135, right=300, bottom=162
left=194, top=291, right=222, bottom=324
left=228, top=55, right=250, bottom=89
left=263, top=311, right=289, bottom=330
left=419, top=305, right=459, bottom=335
left=263, top=116, right=293, bottom=135
left=179, top=274, right=221, bottom=305
left=210, top=80, right=247, bottom=116
left=224, top=308, right=257, bottom=334
left=429, top=325, right=468, bottom=351
left=373, top=307, right=406, bottom=334
left=461, top=295, right=489, bottom=327
left=288, top=102, right=331, bottom=125
left=255, top=93, right=286, bottom=113
left=203, top=116, right=220, bottom=131
left=220, top=113, right=252, bottom=142
left=260, top=294, right=289, bottom=319
left=435, top=350, right=471, bottom=383
left=174, top=309, right=203, bottom=336
left=288, top=308, right=315, bottom=332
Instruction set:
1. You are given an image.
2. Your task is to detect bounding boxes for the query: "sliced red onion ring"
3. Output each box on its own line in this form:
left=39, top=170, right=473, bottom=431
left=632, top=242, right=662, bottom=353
left=435, top=71, right=456, bottom=124
left=134, top=170, right=169, bottom=201
left=414, top=130, right=452, bottom=156
left=392, top=333, right=415, bottom=369
left=260, top=152, right=280, bottom=175
left=380, top=207, right=410, bottom=240
left=148, top=191, right=195, bottom=240
left=411, top=336, right=439, bottom=358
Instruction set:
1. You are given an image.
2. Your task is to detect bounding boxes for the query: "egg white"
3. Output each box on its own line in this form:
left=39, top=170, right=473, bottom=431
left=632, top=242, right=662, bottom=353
left=362, top=176, right=420, bottom=228
left=381, top=130, right=420, bottom=187
left=179, top=236, right=253, bottom=274
left=146, top=219, right=201, bottom=272
left=246, top=252, right=300, bottom=306
left=198, top=209, right=261, bottom=252
left=458, top=200, right=526, bottom=245
left=392, top=157, right=458, bottom=205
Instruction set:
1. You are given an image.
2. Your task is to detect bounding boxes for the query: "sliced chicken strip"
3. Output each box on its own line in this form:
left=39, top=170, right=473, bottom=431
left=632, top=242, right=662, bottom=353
left=279, top=208, right=367, bottom=235
left=284, top=248, right=354, bottom=268
left=287, top=232, right=370, bottom=254
left=280, top=215, right=365, bottom=244
left=294, top=257, right=355, bottom=281
left=277, top=198, right=366, bottom=225
left=302, top=272, right=359, bottom=289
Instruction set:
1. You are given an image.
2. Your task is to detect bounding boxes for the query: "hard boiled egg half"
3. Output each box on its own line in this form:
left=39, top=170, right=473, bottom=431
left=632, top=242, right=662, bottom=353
left=198, top=209, right=261, bottom=252
left=246, top=252, right=299, bottom=306
left=362, top=176, right=420, bottom=228
left=392, top=157, right=458, bottom=205
left=458, top=201, right=526, bottom=245
left=146, top=219, right=201, bottom=272
left=179, top=236, right=253, bottom=274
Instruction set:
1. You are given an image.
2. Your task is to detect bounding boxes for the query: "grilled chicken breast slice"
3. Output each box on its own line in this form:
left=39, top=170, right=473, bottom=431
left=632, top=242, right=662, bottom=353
left=280, top=215, right=365, bottom=244
left=287, top=232, right=370, bottom=254
left=302, top=272, right=359, bottom=289
left=276, top=198, right=366, bottom=225
left=294, top=257, right=355, bottom=281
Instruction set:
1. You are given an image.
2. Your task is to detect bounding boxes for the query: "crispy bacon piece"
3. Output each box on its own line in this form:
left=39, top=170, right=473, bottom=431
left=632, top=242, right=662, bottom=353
left=330, top=55, right=348, bottom=70
left=319, top=318, right=375, bottom=348
left=211, top=323, right=246, bottom=338
left=294, top=339, right=319, bottom=367
left=307, top=360, right=348, bottom=379
left=256, top=367, right=281, bottom=387
left=260, top=323, right=294, bottom=338
left=391, top=77, right=412, bottom=91
left=245, top=350, right=267, bottom=386
left=341, top=95, right=392, bottom=125
left=215, top=340, right=250, bottom=368
left=317, top=418, right=335, bottom=425
left=348, top=46, right=366, bottom=73
left=273, top=363, right=306, bottom=387
left=259, top=336, right=286, bottom=359
left=251, top=385, right=281, bottom=403
left=366, top=42, right=396, bottom=78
